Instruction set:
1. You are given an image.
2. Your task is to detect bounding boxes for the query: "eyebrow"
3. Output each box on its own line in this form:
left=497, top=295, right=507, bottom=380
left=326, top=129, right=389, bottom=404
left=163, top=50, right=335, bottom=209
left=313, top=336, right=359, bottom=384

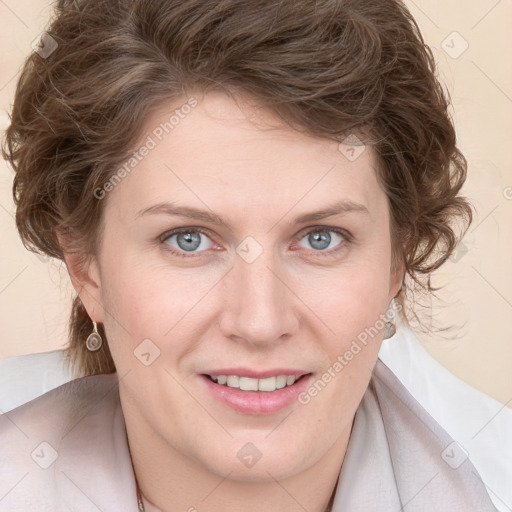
left=135, top=199, right=369, bottom=228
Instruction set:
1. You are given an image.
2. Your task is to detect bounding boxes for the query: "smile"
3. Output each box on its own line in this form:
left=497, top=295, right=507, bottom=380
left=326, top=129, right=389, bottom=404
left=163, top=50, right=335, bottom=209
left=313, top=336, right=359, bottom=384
left=200, top=372, right=313, bottom=415
left=207, top=374, right=306, bottom=392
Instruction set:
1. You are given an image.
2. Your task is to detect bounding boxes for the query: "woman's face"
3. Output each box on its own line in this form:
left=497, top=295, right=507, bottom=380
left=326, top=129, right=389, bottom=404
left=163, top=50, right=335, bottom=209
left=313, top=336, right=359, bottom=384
left=79, top=90, right=402, bottom=482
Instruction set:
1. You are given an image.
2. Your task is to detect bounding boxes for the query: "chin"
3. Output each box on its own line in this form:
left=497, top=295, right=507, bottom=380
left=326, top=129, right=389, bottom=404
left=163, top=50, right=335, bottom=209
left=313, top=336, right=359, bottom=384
left=197, top=439, right=309, bottom=483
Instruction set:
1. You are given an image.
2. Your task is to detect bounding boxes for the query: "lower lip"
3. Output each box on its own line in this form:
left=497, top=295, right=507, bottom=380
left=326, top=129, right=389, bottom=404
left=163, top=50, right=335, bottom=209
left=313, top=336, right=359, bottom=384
left=200, top=374, right=313, bottom=415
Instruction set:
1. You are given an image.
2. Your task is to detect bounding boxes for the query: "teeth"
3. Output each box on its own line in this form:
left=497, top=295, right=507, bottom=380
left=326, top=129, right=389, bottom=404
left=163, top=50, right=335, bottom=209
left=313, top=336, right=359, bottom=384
left=258, top=377, right=276, bottom=392
left=227, top=375, right=239, bottom=388
left=239, top=377, right=259, bottom=391
left=210, top=374, right=301, bottom=392
left=275, top=375, right=287, bottom=389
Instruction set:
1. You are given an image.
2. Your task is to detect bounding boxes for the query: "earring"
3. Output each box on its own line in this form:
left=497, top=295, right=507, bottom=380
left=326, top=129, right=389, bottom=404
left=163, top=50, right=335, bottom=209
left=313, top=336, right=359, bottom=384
left=86, top=321, right=103, bottom=351
left=383, top=299, right=398, bottom=339
left=383, top=321, right=396, bottom=339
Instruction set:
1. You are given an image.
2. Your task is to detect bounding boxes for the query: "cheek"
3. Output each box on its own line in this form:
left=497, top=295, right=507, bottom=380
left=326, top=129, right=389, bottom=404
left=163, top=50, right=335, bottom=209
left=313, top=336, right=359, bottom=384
left=295, top=269, right=390, bottom=426
left=301, top=261, right=392, bottom=344
left=98, top=257, right=220, bottom=361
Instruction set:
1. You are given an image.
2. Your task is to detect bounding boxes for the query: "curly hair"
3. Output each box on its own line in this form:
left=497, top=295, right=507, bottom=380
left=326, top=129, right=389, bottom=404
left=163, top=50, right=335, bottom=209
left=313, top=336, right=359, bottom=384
left=2, top=0, right=472, bottom=377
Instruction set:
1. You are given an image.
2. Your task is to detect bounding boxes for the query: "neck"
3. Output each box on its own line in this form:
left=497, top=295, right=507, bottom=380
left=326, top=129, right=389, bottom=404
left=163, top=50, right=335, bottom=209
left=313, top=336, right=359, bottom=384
left=137, top=464, right=340, bottom=512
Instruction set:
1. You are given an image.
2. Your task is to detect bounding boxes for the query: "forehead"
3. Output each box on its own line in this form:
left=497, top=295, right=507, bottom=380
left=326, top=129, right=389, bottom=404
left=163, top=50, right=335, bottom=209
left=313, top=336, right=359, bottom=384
left=103, top=90, right=387, bottom=224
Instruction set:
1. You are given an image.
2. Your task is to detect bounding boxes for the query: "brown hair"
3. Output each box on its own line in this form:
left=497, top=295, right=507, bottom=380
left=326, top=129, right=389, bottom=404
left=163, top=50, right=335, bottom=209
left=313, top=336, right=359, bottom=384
left=3, top=0, right=472, bottom=377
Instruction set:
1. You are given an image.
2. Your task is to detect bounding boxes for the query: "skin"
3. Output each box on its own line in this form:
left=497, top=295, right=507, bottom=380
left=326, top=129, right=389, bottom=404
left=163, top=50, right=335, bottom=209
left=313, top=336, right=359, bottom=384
left=65, top=90, right=403, bottom=512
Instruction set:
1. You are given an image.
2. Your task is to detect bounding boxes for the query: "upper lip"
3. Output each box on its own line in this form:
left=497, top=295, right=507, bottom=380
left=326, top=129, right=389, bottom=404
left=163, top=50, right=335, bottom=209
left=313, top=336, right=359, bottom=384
left=202, top=368, right=310, bottom=379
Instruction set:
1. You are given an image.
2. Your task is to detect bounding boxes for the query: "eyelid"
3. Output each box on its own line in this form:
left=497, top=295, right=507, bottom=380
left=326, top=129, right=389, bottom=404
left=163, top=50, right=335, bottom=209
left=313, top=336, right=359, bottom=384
left=159, top=226, right=214, bottom=244
left=296, top=225, right=352, bottom=242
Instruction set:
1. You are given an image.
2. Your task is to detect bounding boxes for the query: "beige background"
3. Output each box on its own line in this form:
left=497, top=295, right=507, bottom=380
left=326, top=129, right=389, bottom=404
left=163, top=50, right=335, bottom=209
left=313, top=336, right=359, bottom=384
left=0, top=1, right=511, bottom=406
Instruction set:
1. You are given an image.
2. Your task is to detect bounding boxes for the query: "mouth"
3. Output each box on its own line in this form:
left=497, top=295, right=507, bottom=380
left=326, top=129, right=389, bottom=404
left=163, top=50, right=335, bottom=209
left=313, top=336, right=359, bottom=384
left=199, top=370, right=313, bottom=415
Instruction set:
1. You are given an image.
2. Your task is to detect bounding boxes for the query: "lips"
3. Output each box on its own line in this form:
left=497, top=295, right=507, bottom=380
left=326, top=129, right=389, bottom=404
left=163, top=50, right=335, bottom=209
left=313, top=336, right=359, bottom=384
left=199, top=368, right=313, bottom=415
left=204, top=367, right=309, bottom=379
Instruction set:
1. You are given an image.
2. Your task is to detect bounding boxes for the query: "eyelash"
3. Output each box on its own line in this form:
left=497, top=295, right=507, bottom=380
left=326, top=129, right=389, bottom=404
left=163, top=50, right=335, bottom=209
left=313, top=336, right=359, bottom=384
left=158, top=226, right=352, bottom=259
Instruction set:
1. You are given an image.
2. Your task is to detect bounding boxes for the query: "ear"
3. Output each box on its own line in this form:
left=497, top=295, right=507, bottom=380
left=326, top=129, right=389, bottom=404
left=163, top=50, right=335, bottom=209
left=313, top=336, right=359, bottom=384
left=57, top=231, right=105, bottom=324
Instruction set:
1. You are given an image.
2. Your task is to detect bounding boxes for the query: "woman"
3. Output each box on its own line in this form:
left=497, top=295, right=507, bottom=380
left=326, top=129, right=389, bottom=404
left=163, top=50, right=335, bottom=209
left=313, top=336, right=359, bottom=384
left=0, top=0, right=498, bottom=510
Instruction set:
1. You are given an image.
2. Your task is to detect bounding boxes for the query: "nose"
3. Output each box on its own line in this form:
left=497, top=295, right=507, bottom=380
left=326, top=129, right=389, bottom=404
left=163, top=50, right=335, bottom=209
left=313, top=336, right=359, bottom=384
left=218, top=248, right=299, bottom=348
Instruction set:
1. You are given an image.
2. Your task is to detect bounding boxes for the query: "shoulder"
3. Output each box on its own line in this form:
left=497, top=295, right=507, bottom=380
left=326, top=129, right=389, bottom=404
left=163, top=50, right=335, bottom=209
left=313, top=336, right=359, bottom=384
left=0, top=373, right=138, bottom=511
left=0, top=372, right=120, bottom=447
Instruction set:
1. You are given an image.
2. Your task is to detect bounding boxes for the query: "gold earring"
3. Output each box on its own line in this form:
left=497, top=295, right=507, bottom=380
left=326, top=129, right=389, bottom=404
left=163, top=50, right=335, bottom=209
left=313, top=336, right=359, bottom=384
left=86, top=321, right=103, bottom=351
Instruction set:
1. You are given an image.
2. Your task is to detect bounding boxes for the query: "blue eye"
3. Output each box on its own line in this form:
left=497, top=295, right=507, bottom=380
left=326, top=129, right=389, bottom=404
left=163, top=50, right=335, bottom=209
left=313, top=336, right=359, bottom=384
left=296, top=228, right=346, bottom=253
left=162, top=229, right=214, bottom=255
